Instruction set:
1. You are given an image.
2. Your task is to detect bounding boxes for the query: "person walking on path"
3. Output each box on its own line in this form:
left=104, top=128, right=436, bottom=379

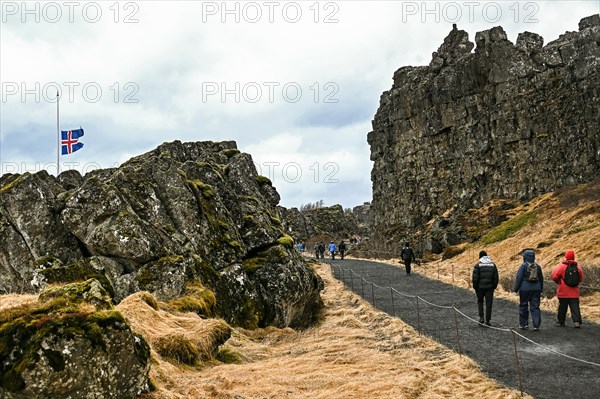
left=328, top=241, right=337, bottom=260
left=338, top=240, right=347, bottom=260
left=314, top=242, right=320, bottom=259
left=472, top=250, right=499, bottom=326
left=318, top=242, right=325, bottom=259
left=400, top=242, right=416, bottom=275
left=513, top=249, right=544, bottom=331
left=551, top=250, right=584, bottom=328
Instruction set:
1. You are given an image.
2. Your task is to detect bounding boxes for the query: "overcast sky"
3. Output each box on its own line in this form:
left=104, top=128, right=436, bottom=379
left=1, top=1, right=598, bottom=209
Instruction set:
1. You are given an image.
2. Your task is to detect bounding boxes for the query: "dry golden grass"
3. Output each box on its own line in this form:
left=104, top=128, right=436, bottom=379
left=135, top=263, right=527, bottom=399
left=116, top=292, right=231, bottom=365
left=0, top=293, right=37, bottom=312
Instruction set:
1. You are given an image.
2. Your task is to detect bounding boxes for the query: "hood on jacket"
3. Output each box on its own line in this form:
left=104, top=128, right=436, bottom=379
left=479, top=255, right=493, bottom=264
left=565, top=250, right=575, bottom=261
left=523, top=249, right=535, bottom=263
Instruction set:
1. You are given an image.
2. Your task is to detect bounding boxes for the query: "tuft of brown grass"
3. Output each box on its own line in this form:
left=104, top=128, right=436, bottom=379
left=116, top=292, right=231, bottom=368
left=135, top=263, right=528, bottom=399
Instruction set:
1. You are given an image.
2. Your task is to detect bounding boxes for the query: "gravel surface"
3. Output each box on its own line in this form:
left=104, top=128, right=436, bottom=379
left=328, top=258, right=600, bottom=399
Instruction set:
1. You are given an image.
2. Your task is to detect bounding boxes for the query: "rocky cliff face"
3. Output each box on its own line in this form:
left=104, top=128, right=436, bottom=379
left=368, top=15, right=600, bottom=248
left=0, top=141, right=322, bottom=329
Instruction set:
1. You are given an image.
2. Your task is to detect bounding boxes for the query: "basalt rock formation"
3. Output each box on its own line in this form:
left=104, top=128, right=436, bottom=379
left=0, top=141, right=322, bottom=330
left=368, top=15, right=600, bottom=251
left=280, top=204, right=362, bottom=242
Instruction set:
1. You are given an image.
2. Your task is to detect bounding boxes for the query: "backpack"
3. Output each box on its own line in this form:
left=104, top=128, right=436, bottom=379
left=526, top=263, right=540, bottom=282
left=563, top=263, right=581, bottom=287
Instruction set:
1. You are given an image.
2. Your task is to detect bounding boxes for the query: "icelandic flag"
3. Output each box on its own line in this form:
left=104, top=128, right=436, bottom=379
left=61, top=128, right=84, bottom=155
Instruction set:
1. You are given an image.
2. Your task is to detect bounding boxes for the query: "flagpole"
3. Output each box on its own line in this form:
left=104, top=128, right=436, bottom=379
left=56, top=91, right=60, bottom=175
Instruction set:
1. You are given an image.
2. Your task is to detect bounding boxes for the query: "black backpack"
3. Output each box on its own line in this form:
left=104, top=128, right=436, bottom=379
left=526, top=263, right=540, bottom=282
left=563, top=263, right=581, bottom=287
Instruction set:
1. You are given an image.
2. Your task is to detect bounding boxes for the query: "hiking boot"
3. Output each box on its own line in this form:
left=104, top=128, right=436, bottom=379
left=574, top=322, right=581, bottom=328
left=555, top=321, right=565, bottom=327
left=485, top=321, right=491, bottom=326
left=533, top=327, right=539, bottom=331
left=479, top=318, right=485, bottom=325
left=519, top=325, right=528, bottom=330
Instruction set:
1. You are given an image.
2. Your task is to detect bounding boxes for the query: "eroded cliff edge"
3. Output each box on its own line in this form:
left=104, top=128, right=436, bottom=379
left=368, top=15, right=600, bottom=250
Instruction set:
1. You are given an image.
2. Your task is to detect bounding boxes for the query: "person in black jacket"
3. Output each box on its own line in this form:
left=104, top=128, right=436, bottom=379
left=338, top=241, right=346, bottom=260
left=472, top=250, right=499, bottom=326
left=400, top=242, right=416, bottom=275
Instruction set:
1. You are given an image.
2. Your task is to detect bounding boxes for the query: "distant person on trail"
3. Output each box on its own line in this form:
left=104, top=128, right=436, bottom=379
left=318, top=242, right=325, bottom=259
left=328, top=241, right=337, bottom=260
left=551, top=250, right=584, bottom=328
left=314, top=242, right=320, bottom=259
left=472, top=250, right=499, bottom=326
left=400, top=242, right=416, bottom=275
left=513, top=249, right=543, bottom=331
left=338, top=241, right=347, bottom=260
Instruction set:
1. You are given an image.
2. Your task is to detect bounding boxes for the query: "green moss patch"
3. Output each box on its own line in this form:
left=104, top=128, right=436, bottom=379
left=480, top=210, right=538, bottom=245
left=216, top=346, right=244, bottom=364
left=38, top=279, right=113, bottom=310
left=38, top=262, right=115, bottom=299
left=255, top=175, right=272, bottom=186
left=276, top=234, right=294, bottom=249
left=0, top=174, right=27, bottom=193
left=167, top=283, right=216, bottom=317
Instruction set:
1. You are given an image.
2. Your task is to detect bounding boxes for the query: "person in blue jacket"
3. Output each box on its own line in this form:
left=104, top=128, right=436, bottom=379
left=513, top=249, right=544, bottom=331
left=328, top=241, right=337, bottom=260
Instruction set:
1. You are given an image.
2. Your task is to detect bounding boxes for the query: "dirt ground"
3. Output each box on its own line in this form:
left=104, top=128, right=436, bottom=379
left=331, top=258, right=600, bottom=399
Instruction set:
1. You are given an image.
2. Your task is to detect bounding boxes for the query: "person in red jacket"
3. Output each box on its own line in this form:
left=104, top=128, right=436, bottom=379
left=551, top=250, right=585, bottom=328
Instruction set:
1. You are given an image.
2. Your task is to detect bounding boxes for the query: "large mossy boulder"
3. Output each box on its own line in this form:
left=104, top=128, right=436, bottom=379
left=1, top=140, right=323, bottom=329
left=0, top=280, right=151, bottom=398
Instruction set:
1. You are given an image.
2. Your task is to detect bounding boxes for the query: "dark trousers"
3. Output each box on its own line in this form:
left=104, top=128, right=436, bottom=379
left=519, top=290, right=541, bottom=328
left=404, top=260, right=412, bottom=275
left=340, top=250, right=345, bottom=260
left=476, top=289, right=494, bottom=322
left=557, top=298, right=582, bottom=324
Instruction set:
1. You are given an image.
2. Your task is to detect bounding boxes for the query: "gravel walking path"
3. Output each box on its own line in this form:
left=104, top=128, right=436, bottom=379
left=327, top=258, right=600, bottom=399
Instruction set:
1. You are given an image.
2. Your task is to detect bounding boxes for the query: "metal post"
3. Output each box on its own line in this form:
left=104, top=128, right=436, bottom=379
left=371, top=282, right=376, bottom=306
left=511, top=330, right=525, bottom=398
left=452, top=265, right=455, bottom=283
left=416, top=296, right=421, bottom=334
left=452, top=307, right=463, bottom=356
left=390, top=287, right=396, bottom=316
left=437, top=265, right=440, bottom=280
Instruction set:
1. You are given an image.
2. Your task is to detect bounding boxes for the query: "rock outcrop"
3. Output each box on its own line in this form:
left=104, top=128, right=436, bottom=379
left=368, top=15, right=600, bottom=250
left=280, top=204, right=361, bottom=241
left=0, top=279, right=151, bottom=399
left=0, top=141, right=322, bottom=329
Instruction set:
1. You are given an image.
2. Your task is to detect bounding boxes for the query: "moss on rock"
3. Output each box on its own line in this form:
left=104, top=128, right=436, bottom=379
left=276, top=234, right=294, bottom=249
left=167, top=283, right=217, bottom=317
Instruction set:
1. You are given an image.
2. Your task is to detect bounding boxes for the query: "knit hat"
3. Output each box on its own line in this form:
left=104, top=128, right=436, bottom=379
left=479, top=250, right=487, bottom=258
left=565, top=250, right=575, bottom=261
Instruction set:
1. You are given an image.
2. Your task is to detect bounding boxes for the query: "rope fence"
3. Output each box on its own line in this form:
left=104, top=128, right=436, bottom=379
left=329, top=263, right=600, bottom=398
left=314, top=252, right=600, bottom=293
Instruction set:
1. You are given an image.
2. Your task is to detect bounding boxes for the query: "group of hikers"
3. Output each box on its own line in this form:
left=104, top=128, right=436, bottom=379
left=473, top=248, right=585, bottom=329
left=313, top=240, right=347, bottom=260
